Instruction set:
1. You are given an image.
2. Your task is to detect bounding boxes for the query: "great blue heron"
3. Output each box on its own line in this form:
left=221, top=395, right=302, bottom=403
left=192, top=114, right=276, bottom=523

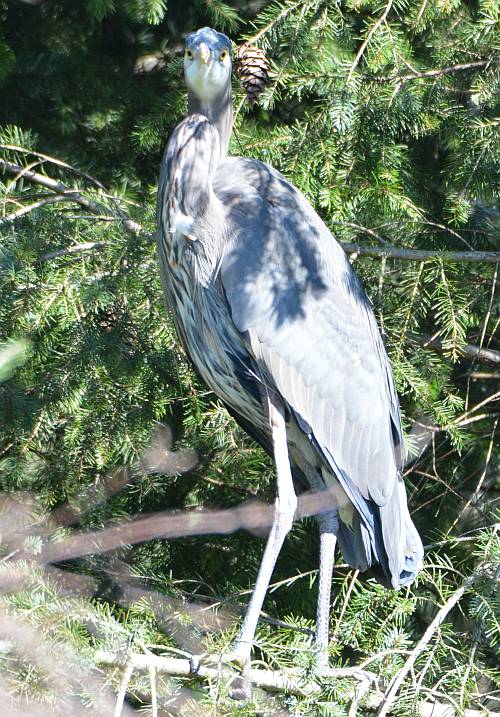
left=157, top=27, right=424, bottom=670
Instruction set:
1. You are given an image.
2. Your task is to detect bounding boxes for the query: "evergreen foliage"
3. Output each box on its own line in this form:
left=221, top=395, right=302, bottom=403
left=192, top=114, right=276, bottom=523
left=0, top=0, right=498, bottom=714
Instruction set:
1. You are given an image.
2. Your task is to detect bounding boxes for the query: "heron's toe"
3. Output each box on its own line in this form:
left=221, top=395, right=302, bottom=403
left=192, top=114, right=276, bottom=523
left=224, top=641, right=251, bottom=669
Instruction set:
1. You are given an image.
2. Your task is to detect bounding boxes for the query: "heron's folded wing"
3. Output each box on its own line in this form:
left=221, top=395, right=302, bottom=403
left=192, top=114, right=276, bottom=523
left=218, top=159, right=402, bottom=508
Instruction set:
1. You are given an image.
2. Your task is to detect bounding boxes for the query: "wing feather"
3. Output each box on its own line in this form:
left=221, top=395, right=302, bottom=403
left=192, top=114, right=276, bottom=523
left=215, top=156, right=422, bottom=585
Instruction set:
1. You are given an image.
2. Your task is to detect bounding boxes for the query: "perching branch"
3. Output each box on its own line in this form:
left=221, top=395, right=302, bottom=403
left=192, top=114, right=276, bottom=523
left=0, top=158, right=142, bottom=235
left=341, top=242, right=500, bottom=264
left=95, top=650, right=500, bottom=717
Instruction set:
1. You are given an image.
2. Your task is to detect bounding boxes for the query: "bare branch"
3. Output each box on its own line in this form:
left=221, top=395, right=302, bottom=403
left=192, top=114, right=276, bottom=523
left=341, top=242, right=500, bottom=264
left=95, top=650, right=378, bottom=697
left=0, top=158, right=142, bottom=235
left=0, top=143, right=107, bottom=190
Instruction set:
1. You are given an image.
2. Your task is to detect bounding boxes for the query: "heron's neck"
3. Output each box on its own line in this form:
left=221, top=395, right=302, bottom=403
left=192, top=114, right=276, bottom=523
left=187, top=84, right=232, bottom=159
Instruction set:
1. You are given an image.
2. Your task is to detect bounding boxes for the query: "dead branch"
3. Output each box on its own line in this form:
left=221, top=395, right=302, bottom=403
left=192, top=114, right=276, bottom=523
left=341, top=242, right=500, bottom=264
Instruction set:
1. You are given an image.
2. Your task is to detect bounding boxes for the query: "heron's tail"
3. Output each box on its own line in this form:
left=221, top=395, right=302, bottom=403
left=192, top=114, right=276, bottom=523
left=322, top=446, right=423, bottom=588
left=378, top=476, right=424, bottom=587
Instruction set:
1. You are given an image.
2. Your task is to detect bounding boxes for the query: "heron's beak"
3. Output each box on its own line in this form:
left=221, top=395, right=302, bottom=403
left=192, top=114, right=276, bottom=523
left=199, top=43, right=211, bottom=65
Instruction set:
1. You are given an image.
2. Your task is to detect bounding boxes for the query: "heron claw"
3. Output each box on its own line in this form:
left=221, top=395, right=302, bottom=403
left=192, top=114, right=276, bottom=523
left=189, top=653, right=202, bottom=674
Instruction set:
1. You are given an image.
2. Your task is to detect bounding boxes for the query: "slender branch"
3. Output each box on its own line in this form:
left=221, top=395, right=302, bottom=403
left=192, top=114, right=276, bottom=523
left=245, top=0, right=306, bottom=45
left=330, top=221, right=388, bottom=246
left=411, top=334, right=500, bottom=366
left=39, top=241, right=107, bottom=262
left=0, top=158, right=142, bottom=235
left=373, top=59, right=491, bottom=83
left=376, top=565, right=491, bottom=717
left=0, top=195, right=71, bottom=224
left=347, top=0, right=394, bottom=83
left=341, top=242, right=500, bottom=264
left=113, top=660, right=134, bottom=717
left=0, top=143, right=107, bottom=190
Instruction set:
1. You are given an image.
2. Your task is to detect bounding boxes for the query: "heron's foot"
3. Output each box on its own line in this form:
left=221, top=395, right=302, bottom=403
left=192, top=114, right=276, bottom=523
left=189, top=652, right=206, bottom=674
left=224, top=641, right=252, bottom=670
left=225, top=642, right=252, bottom=702
left=188, top=646, right=253, bottom=700
left=313, top=648, right=331, bottom=676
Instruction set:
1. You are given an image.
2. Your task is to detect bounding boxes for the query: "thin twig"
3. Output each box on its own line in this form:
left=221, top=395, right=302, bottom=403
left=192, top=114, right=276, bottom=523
left=330, top=221, right=388, bottom=246
left=376, top=565, right=489, bottom=717
left=341, top=242, right=500, bottom=264
left=0, top=195, right=71, bottom=224
left=346, top=0, right=394, bottom=83
left=447, top=418, right=498, bottom=534
left=39, top=241, right=107, bottom=262
left=372, top=59, right=491, bottom=83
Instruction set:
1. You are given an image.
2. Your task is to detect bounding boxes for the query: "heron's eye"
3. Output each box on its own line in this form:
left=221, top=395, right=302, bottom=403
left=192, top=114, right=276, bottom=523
left=219, top=50, right=228, bottom=61
left=185, top=49, right=193, bottom=59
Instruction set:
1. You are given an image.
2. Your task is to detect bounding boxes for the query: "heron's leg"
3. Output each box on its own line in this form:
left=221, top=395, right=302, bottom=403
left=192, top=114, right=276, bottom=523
left=230, top=396, right=297, bottom=665
left=315, top=510, right=339, bottom=671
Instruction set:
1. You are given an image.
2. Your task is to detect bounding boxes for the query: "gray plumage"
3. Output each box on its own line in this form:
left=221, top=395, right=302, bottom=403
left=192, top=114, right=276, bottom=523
left=157, top=27, right=423, bottom=666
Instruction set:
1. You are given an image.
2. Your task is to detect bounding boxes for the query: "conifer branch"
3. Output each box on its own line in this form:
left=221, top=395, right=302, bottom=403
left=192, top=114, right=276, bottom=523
left=341, top=242, right=500, bottom=264
left=244, top=0, right=305, bottom=44
left=0, top=159, right=142, bottom=235
left=0, top=194, right=72, bottom=224
left=411, top=334, right=500, bottom=366
left=376, top=563, right=494, bottom=717
left=374, top=59, right=492, bottom=83
left=346, top=0, right=394, bottom=83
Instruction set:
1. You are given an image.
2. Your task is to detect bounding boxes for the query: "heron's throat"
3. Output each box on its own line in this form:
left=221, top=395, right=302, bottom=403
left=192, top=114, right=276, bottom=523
left=187, top=85, right=233, bottom=159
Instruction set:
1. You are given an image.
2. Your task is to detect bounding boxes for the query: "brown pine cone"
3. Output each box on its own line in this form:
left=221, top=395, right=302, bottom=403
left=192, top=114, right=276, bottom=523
left=235, top=43, right=271, bottom=105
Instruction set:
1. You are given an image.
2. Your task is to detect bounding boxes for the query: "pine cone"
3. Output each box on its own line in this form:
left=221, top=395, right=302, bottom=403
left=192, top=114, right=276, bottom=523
left=235, top=43, right=271, bottom=105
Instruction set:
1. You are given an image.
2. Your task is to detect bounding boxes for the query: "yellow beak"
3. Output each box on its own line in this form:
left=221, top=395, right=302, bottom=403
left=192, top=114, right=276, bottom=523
left=199, top=43, right=211, bottom=65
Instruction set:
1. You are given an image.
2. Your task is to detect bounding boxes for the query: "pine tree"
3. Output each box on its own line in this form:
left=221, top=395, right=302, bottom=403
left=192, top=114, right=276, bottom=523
left=0, top=1, right=498, bottom=715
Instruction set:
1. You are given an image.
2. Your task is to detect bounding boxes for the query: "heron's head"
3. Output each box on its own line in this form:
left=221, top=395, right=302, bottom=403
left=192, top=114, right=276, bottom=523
left=184, top=27, right=232, bottom=103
